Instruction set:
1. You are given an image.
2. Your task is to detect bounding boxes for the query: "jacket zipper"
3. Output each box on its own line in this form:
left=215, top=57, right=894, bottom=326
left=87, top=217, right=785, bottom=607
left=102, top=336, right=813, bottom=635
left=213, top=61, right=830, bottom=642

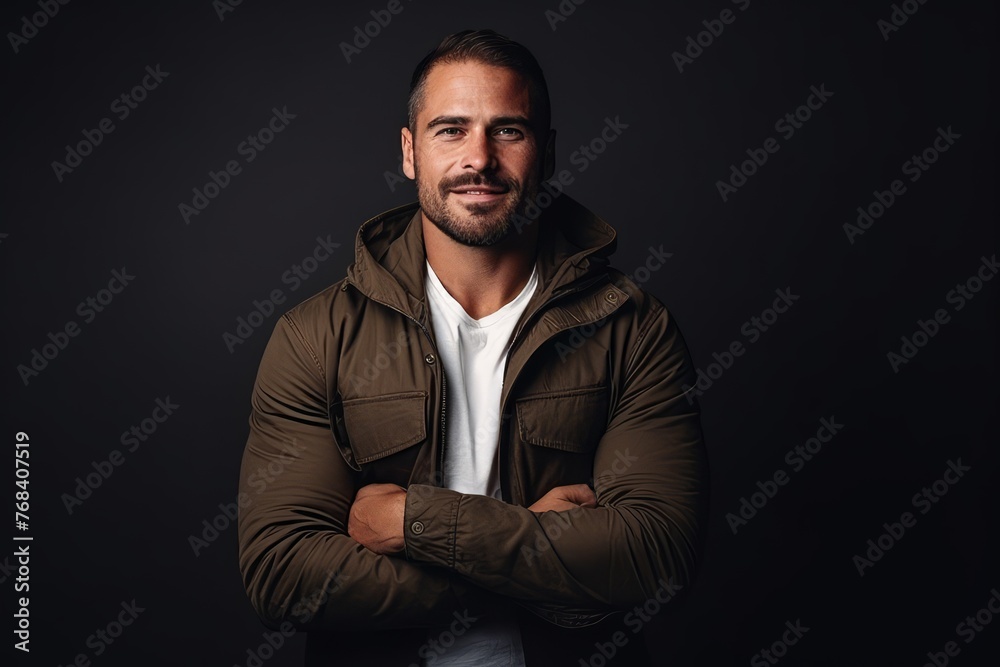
left=439, top=369, right=447, bottom=481
left=341, top=278, right=448, bottom=486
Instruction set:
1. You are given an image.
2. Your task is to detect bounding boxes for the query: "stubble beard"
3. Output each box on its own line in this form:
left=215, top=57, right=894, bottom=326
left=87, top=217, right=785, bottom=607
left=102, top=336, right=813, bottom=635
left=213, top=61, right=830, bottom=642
left=414, top=160, right=539, bottom=247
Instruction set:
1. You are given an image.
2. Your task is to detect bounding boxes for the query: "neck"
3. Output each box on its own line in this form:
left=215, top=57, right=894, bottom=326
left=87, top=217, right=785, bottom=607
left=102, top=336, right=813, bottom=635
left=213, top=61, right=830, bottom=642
left=422, top=212, right=540, bottom=321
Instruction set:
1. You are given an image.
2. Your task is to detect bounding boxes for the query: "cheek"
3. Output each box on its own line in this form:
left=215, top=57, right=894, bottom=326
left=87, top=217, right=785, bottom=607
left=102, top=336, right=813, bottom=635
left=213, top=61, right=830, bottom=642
left=414, top=147, right=452, bottom=179
left=501, top=144, right=539, bottom=175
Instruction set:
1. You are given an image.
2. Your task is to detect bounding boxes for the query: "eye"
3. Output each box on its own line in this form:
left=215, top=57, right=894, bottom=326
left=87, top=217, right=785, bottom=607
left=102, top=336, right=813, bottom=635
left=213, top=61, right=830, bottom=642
left=495, top=127, right=524, bottom=139
left=436, top=127, right=462, bottom=137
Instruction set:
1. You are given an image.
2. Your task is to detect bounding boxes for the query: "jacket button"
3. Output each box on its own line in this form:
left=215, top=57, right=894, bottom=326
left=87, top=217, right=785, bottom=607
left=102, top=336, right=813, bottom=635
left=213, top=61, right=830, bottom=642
left=410, top=521, right=424, bottom=535
left=424, top=353, right=436, bottom=365
left=605, top=290, right=619, bottom=303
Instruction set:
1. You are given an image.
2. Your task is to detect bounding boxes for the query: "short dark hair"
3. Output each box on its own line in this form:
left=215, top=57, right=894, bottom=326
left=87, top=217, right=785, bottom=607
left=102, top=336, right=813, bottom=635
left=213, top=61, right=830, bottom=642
left=407, top=29, right=551, bottom=133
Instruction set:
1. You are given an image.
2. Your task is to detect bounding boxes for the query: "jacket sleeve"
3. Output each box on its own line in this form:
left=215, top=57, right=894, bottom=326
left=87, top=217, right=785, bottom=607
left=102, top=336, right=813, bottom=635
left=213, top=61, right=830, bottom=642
left=402, top=300, right=708, bottom=614
left=238, top=311, right=486, bottom=631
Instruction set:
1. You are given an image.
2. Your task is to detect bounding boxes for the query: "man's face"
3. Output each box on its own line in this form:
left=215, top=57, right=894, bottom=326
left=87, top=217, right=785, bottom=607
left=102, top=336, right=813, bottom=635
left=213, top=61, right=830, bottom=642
left=402, top=60, right=550, bottom=247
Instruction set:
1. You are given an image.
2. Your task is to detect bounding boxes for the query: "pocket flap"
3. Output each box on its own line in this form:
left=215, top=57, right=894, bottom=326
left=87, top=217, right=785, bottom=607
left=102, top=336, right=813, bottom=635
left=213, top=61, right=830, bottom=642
left=516, top=386, right=609, bottom=453
left=334, top=391, right=427, bottom=465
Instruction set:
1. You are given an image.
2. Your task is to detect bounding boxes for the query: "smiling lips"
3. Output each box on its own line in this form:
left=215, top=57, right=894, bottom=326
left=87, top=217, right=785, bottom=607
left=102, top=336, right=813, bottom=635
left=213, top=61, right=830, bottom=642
left=448, top=186, right=509, bottom=205
left=450, top=186, right=508, bottom=197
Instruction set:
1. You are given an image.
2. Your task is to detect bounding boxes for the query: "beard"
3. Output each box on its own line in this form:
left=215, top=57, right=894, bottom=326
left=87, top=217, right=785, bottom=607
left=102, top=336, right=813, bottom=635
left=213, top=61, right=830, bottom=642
left=414, top=161, right=539, bottom=247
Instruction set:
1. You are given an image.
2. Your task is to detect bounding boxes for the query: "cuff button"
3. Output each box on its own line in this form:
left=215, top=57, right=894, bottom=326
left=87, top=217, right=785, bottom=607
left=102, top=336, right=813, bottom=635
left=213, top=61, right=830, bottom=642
left=410, top=521, right=424, bottom=535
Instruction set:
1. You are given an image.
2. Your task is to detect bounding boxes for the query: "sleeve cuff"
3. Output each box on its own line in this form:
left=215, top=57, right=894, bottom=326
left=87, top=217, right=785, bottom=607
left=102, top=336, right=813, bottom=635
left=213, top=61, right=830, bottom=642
left=403, top=483, right=462, bottom=568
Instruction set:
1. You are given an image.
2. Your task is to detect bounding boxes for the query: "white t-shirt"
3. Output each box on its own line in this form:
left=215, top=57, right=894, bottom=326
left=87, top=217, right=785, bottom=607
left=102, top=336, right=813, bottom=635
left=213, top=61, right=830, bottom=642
left=420, top=258, right=537, bottom=667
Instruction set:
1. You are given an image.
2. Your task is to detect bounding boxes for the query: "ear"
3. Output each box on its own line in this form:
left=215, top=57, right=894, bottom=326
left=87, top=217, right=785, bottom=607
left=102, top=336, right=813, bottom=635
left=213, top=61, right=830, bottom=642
left=541, top=129, right=556, bottom=181
left=401, top=127, right=416, bottom=180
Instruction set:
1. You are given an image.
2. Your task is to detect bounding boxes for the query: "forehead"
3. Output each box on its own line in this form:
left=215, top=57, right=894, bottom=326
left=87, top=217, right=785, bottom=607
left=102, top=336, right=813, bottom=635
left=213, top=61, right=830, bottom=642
left=418, top=60, right=533, bottom=120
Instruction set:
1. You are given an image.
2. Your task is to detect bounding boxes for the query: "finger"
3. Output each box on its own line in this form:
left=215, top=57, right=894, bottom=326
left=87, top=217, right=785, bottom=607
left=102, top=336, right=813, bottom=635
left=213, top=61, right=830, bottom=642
left=355, top=482, right=401, bottom=499
left=561, top=483, right=597, bottom=505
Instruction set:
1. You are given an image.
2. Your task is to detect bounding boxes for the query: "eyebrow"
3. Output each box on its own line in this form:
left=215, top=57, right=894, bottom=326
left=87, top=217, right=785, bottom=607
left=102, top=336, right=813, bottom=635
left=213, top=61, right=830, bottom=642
left=425, top=115, right=532, bottom=130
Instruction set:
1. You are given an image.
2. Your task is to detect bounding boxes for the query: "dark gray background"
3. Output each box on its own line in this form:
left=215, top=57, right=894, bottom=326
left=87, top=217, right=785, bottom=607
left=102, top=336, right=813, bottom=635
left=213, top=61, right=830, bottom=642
left=2, top=0, right=996, bottom=665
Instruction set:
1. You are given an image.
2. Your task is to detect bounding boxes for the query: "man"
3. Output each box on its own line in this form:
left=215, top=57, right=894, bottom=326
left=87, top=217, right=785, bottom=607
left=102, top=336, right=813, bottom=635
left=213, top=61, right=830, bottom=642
left=238, top=29, right=708, bottom=666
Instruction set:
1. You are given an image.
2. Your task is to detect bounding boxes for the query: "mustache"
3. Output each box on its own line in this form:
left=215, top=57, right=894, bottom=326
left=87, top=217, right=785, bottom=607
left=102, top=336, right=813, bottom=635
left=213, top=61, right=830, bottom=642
left=439, top=172, right=518, bottom=194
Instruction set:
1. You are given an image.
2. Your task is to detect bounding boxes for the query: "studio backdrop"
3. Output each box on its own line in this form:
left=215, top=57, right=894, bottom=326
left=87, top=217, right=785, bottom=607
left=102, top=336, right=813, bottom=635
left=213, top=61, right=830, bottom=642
left=2, top=0, right=996, bottom=665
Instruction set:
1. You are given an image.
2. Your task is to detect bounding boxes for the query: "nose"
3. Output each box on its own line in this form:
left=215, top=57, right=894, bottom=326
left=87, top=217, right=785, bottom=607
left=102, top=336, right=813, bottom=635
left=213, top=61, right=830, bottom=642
left=461, top=129, right=497, bottom=172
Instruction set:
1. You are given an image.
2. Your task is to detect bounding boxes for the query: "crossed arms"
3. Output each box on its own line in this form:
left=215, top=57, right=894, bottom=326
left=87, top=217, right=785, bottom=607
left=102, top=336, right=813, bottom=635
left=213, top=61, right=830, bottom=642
left=347, top=482, right=597, bottom=553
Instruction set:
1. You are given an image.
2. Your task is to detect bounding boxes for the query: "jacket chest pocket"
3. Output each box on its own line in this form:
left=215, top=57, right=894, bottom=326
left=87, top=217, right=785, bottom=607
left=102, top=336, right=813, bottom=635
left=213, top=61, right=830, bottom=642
left=514, top=385, right=609, bottom=500
left=330, top=391, right=428, bottom=482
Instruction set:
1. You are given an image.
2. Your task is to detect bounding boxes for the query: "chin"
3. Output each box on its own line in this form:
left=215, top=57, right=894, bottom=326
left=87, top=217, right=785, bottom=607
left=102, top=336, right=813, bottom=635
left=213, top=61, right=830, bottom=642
left=442, top=215, right=513, bottom=247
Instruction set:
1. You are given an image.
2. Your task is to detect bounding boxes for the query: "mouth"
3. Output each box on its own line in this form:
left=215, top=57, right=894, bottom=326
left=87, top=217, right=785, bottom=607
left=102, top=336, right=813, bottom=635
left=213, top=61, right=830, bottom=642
left=448, top=186, right=509, bottom=200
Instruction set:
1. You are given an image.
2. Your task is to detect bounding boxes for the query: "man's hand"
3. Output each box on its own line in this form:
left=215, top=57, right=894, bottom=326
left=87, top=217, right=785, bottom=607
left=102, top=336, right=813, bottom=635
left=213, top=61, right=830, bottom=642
left=348, top=483, right=407, bottom=554
left=527, top=484, right=597, bottom=513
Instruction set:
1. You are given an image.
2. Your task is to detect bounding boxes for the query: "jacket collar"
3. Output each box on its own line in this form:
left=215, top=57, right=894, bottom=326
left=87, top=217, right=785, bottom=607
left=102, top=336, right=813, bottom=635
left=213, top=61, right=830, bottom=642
left=346, top=194, right=619, bottom=326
